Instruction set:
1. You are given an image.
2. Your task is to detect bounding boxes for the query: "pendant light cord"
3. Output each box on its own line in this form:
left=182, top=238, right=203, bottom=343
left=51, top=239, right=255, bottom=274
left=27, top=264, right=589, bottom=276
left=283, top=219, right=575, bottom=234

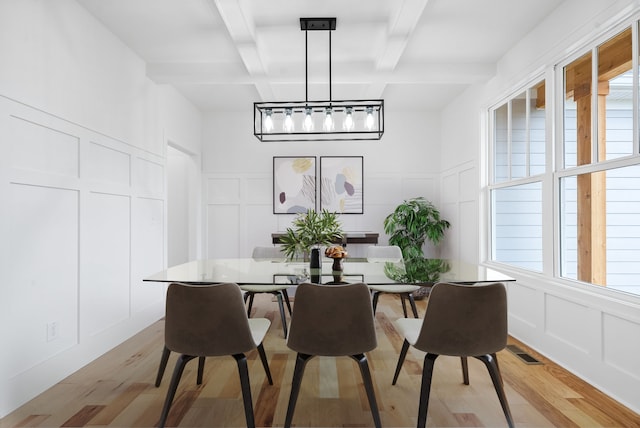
left=305, top=29, right=308, bottom=103
left=329, top=29, right=332, bottom=102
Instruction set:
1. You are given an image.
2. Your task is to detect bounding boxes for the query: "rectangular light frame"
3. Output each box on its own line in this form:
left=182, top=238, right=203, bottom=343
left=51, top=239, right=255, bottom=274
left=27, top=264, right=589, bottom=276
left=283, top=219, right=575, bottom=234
left=254, top=99, right=384, bottom=142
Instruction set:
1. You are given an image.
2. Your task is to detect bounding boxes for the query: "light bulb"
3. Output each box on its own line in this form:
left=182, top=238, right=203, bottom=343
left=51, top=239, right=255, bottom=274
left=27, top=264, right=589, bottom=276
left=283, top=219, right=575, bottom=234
left=323, top=107, right=334, bottom=131
left=283, top=108, right=294, bottom=133
left=365, top=106, right=375, bottom=131
left=343, top=107, right=354, bottom=131
left=264, top=109, right=274, bottom=133
left=303, top=107, right=314, bottom=132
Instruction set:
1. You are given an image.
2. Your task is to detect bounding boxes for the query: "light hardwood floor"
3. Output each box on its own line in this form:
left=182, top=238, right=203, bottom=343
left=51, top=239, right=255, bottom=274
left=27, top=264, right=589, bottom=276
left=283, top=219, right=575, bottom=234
left=3, top=293, right=639, bottom=427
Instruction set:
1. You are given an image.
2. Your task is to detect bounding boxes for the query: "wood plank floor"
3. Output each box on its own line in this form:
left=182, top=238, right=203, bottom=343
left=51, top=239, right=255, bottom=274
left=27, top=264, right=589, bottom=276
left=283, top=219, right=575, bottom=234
left=3, top=293, right=639, bottom=427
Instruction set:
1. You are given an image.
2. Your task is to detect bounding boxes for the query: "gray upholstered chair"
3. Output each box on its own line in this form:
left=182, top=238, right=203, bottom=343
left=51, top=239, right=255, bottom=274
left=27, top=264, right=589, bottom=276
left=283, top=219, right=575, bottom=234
left=284, top=282, right=381, bottom=428
left=241, top=246, right=293, bottom=338
left=392, top=281, right=514, bottom=428
left=367, top=245, right=421, bottom=318
left=158, top=282, right=273, bottom=428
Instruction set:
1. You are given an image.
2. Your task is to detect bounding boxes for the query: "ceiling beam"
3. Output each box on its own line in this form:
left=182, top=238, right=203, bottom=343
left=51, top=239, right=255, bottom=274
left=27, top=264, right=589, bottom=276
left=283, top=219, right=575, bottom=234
left=366, top=0, right=430, bottom=98
left=209, top=0, right=274, bottom=99
left=377, top=0, right=430, bottom=70
left=147, top=61, right=495, bottom=85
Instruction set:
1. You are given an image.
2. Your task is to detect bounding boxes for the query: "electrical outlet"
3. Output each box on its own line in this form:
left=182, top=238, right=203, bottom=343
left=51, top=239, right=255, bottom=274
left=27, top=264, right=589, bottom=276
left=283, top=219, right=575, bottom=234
left=47, top=322, right=59, bottom=342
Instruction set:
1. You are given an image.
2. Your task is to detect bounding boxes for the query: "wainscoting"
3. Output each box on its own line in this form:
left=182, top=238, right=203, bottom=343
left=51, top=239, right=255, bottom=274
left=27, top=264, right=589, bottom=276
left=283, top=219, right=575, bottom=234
left=0, top=95, right=167, bottom=416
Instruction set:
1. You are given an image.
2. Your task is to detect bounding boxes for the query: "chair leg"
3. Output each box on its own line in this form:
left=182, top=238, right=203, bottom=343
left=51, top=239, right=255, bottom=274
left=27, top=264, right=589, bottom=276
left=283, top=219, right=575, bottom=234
left=351, top=354, right=382, bottom=428
left=256, top=343, right=273, bottom=385
left=476, top=354, right=514, bottom=428
left=282, top=289, right=293, bottom=315
left=399, top=294, right=409, bottom=318
left=417, top=353, right=439, bottom=428
left=197, top=356, right=206, bottom=385
left=284, top=353, right=314, bottom=428
left=275, top=292, right=288, bottom=338
left=246, top=293, right=255, bottom=317
left=155, top=346, right=171, bottom=387
left=372, top=291, right=381, bottom=315
left=461, top=356, right=469, bottom=385
left=233, top=353, right=255, bottom=428
left=392, top=339, right=411, bottom=385
left=407, top=293, right=419, bottom=318
left=158, top=354, right=195, bottom=428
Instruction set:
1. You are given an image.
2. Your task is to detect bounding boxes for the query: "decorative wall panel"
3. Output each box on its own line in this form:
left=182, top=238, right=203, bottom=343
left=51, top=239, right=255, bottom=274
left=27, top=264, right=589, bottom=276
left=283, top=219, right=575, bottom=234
left=508, top=282, right=538, bottom=328
left=9, top=115, right=79, bottom=178
left=545, top=294, right=592, bottom=353
left=6, top=184, right=79, bottom=375
left=131, top=197, right=165, bottom=313
left=136, top=157, right=164, bottom=197
left=603, top=313, right=640, bottom=378
left=87, top=141, right=130, bottom=186
left=81, top=192, right=131, bottom=337
left=207, top=205, right=240, bottom=257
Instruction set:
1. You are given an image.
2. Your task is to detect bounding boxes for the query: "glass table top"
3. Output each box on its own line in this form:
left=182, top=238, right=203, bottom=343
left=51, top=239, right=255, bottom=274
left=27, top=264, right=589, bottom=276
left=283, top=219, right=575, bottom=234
left=143, top=258, right=514, bottom=286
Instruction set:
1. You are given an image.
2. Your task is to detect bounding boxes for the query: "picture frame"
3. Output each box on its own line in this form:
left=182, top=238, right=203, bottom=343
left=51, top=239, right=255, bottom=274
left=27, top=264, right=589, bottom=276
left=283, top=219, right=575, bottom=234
left=320, top=156, right=364, bottom=214
left=273, top=156, right=316, bottom=214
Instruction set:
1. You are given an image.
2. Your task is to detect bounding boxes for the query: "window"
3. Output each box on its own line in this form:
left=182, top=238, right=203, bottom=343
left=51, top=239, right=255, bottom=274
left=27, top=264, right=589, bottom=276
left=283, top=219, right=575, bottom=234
left=560, top=26, right=640, bottom=294
left=488, top=23, right=640, bottom=297
left=489, top=81, right=546, bottom=271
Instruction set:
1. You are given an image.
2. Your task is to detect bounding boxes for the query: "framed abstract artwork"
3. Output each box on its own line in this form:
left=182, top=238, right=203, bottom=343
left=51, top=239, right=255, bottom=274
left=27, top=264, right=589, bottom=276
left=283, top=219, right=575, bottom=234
left=273, top=156, right=316, bottom=214
left=320, top=156, right=364, bottom=214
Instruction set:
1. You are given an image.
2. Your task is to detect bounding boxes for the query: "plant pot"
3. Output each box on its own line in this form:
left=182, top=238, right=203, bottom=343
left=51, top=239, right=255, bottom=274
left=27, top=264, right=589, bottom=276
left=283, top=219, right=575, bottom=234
left=310, top=268, right=321, bottom=284
left=310, top=248, right=321, bottom=269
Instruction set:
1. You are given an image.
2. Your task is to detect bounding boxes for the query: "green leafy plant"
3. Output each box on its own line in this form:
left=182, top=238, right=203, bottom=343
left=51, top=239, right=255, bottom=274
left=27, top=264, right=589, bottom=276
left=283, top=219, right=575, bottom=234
left=384, top=258, right=451, bottom=284
left=280, top=209, right=344, bottom=260
left=383, top=197, right=450, bottom=260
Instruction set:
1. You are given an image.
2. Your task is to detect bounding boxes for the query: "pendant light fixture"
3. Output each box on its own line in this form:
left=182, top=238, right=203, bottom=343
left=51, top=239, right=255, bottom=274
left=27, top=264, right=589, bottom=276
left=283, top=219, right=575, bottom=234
left=254, top=17, right=384, bottom=142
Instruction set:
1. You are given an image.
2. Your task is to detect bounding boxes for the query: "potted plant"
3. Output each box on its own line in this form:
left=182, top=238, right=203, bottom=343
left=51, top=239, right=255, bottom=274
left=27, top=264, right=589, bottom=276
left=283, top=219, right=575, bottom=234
left=383, top=197, right=450, bottom=261
left=280, top=209, right=344, bottom=267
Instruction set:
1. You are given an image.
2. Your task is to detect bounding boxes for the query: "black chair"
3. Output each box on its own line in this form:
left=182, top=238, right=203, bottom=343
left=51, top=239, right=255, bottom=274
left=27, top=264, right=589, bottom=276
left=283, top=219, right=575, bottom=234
left=392, top=281, right=514, bottom=428
left=284, top=282, right=381, bottom=428
left=158, top=282, right=273, bottom=428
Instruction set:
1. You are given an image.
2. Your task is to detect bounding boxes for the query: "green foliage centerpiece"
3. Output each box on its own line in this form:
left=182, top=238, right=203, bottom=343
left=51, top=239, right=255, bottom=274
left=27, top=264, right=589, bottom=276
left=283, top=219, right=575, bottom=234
left=280, top=209, right=344, bottom=266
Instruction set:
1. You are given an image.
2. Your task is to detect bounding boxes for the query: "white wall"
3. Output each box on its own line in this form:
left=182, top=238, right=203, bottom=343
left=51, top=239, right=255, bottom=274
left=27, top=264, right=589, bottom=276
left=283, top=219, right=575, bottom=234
left=202, top=107, right=446, bottom=259
left=0, top=0, right=201, bottom=417
left=440, top=0, right=640, bottom=413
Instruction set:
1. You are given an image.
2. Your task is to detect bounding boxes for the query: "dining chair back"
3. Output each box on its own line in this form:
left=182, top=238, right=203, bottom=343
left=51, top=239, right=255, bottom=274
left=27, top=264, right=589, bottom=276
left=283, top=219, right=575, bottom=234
left=242, top=246, right=293, bottom=338
left=366, top=245, right=421, bottom=318
left=158, top=282, right=273, bottom=428
left=284, top=282, right=381, bottom=428
left=252, top=246, right=285, bottom=260
left=392, top=281, right=513, bottom=428
left=366, top=244, right=403, bottom=262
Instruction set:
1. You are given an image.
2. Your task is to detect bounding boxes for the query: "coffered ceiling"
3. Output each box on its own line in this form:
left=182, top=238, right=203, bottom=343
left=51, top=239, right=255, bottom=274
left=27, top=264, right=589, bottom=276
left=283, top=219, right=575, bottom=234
left=77, top=0, right=565, bottom=112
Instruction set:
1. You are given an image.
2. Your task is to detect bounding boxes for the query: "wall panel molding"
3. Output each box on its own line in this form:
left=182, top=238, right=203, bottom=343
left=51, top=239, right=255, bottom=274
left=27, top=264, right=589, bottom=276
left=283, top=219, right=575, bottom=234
left=0, top=94, right=166, bottom=416
left=503, top=271, right=640, bottom=413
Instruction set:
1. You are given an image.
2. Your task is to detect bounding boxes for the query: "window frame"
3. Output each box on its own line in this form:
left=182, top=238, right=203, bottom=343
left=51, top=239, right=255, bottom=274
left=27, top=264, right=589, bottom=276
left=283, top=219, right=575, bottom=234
left=554, top=21, right=640, bottom=283
left=486, top=17, right=640, bottom=297
left=487, top=75, right=547, bottom=272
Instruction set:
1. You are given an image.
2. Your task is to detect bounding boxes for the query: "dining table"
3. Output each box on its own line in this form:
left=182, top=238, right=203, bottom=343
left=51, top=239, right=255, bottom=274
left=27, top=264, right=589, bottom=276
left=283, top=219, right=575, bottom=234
left=143, top=257, right=515, bottom=286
